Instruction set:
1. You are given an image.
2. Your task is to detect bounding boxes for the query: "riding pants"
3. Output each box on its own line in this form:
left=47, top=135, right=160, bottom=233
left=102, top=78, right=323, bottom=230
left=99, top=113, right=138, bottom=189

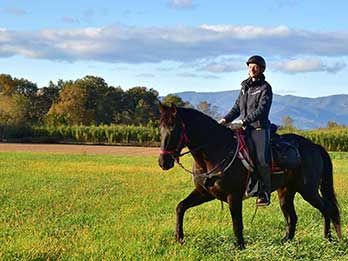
left=250, top=128, right=271, bottom=194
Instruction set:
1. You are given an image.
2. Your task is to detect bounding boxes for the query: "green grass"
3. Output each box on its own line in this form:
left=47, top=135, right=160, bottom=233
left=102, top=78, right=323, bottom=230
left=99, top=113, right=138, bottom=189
left=1, top=151, right=348, bottom=260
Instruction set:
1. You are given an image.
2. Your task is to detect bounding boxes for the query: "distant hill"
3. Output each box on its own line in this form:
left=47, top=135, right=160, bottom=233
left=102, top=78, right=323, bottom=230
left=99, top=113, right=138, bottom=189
left=174, top=91, right=348, bottom=129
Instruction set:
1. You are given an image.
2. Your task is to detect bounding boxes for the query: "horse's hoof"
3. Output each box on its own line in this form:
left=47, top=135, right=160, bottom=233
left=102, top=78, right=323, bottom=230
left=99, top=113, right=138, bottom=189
left=236, top=242, right=245, bottom=250
left=281, top=236, right=290, bottom=243
left=282, top=236, right=294, bottom=243
left=176, top=238, right=185, bottom=244
left=325, top=235, right=333, bottom=242
left=175, top=233, right=185, bottom=244
left=281, top=235, right=294, bottom=244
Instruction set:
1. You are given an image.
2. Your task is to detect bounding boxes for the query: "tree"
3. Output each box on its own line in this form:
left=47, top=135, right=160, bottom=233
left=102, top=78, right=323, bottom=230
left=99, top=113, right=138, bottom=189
left=0, top=74, right=16, bottom=96
left=326, top=121, right=344, bottom=129
left=31, top=85, right=60, bottom=123
left=47, top=75, right=124, bottom=125
left=104, top=86, right=126, bottom=124
left=80, top=75, right=110, bottom=124
left=0, top=74, right=38, bottom=99
left=0, top=94, right=29, bottom=125
left=282, top=115, right=294, bottom=129
left=196, top=101, right=220, bottom=119
left=0, top=74, right=38, bottom=124
left=13, top=78, right=38, bottom=97
left=124, top=87, right=160, bottom=125
left=162, top=94, right=189, bottom=107
left=47, top=79, right=93, bottom=125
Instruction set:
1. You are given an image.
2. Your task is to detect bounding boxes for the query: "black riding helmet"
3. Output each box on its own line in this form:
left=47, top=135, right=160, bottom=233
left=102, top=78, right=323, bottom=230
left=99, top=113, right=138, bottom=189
left=246, top=55, right=266, bottom=71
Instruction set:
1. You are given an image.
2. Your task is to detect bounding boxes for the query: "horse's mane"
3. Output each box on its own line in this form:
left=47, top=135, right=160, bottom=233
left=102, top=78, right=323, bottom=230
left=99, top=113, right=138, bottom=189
left=178, top=107, right=217, bottom=126
left=177, top=107, right=234, bottom=143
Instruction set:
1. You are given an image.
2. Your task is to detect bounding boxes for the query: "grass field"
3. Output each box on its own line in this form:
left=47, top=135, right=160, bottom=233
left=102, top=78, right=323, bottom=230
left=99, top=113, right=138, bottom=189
left=1, top=151, right=348, bottom=260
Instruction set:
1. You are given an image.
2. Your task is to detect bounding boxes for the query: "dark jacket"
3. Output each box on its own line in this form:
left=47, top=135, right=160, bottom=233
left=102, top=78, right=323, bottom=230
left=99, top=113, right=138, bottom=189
left=224, top=74, right=272, bottom=129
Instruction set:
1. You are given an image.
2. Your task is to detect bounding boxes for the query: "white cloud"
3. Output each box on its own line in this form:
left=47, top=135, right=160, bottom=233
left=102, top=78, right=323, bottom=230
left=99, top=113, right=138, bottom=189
left=1, top=7, right=27, bottom=16
left=199, top=61, right=244, bottom=73
left=177, top=72, right=219, bottom=79
left=0, top=25, right=348, bottom=69
left=168, top=0, right=194, bottom=9
left=200, top=24, right=290, bottom=39
left=273, top=58, right=346, bottom=74
left=156, top=67, right=177, bottom=71
left=135, top=73, right=155, bottom=78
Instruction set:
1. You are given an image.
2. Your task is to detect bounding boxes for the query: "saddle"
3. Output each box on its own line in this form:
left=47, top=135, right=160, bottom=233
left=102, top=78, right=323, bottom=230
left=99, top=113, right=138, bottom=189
left=270, top=124, right=302, bottom=171
left=236, top=124, right=302, bottom=174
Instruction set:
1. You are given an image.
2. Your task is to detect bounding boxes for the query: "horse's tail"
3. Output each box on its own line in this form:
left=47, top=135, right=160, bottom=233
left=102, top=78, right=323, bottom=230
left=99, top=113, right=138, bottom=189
left=319, top=146, right=337, bottom=205
left=319, top=145, right=341, bottom=237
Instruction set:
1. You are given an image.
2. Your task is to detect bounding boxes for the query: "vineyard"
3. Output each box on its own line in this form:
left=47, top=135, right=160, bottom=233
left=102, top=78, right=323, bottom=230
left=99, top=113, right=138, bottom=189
left=0, top=123, right=160, bottom=146
left=289, top=128, right=348, bottom=151
left=2, top=124, right=348, bottom=151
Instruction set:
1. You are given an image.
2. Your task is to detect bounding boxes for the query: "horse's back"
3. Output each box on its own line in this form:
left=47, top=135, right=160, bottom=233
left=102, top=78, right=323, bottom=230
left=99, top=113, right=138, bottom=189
left=280, top=133, right=312, bottom=145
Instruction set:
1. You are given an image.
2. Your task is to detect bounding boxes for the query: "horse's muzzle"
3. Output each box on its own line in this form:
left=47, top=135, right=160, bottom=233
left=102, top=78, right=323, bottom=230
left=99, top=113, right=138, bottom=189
left=158, top=154, right=175, bottom=170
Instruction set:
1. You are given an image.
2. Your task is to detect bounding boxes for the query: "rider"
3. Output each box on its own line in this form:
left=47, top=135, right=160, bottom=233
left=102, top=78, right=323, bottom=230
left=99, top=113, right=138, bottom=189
left=218, top=55, right=273, bottom=206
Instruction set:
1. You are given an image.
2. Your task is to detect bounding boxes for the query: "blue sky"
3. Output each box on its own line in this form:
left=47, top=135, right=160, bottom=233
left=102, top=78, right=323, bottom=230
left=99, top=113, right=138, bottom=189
left=0, top=0, right=347, bottom=97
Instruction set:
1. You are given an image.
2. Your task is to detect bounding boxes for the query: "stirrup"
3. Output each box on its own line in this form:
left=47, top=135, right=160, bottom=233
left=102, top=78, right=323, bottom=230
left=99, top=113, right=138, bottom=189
left=256, top=192, right=270, bottom=206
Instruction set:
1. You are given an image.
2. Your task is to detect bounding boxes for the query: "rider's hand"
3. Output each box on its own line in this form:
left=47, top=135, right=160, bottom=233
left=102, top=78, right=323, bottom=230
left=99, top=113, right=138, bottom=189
left=231, top=119, right=244, bottom=128
left=218, top=118, right=227, bottom=126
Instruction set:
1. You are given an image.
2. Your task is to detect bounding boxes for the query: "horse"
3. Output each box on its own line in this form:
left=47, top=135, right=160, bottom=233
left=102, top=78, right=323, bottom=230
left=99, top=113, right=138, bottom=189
left=158, top=103, right=342, bottom=249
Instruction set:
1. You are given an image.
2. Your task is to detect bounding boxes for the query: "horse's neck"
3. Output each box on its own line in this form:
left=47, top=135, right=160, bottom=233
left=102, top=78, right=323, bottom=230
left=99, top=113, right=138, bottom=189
left=184, top=115, right=235, bottom=167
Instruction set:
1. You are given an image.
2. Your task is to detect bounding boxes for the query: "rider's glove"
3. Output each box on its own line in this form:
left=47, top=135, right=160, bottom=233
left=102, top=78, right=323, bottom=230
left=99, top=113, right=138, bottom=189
left=218, top=118, right=227, bottom=126
left=231, top=119, right=245, bottom=128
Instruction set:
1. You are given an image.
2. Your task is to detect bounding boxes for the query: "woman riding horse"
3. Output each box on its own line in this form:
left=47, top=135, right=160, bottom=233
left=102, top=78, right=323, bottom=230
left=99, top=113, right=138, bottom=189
left=158, top=102, right=341, bottom=249
left=219, top=55, right=272, bottom=206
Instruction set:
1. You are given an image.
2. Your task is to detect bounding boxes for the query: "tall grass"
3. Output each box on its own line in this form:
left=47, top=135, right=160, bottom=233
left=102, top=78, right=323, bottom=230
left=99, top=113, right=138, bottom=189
left=0, top=151, right=348, bottom=259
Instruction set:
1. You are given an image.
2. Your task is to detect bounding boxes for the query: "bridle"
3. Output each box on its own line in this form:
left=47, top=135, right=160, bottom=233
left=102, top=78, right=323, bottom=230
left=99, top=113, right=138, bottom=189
left=159, top=121, right=190, bottom=162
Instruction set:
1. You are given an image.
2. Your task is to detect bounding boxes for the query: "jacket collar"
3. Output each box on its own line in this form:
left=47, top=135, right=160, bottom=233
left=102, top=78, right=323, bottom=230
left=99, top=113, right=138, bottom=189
left=241, top=74, right=265, bottom=89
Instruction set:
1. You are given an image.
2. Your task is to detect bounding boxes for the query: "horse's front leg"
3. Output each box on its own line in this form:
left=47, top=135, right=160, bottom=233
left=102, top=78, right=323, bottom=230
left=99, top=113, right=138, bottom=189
left=227, top=193, right=245, bottom=249
left=175, top=189, right=214, bottom=243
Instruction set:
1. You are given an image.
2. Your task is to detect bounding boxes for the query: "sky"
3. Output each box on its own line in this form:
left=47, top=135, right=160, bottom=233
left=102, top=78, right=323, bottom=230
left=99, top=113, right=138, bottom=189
left=0, top=0, right=348, bottom=98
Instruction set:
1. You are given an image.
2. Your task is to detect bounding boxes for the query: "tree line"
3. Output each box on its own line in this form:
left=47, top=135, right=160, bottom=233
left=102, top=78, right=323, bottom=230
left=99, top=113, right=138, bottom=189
left=0, top=73, right=221, bottom=128
left=0, top=74, right=160, bottom=126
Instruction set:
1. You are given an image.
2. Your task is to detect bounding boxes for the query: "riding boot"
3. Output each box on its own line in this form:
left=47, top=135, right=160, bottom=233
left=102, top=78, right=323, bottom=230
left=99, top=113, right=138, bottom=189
left=257, top=166, right=271, bottom=206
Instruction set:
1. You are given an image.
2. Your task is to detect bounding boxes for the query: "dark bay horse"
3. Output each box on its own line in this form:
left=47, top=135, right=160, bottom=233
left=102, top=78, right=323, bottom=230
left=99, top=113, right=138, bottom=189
left=158, top=103, right=341, bottom=249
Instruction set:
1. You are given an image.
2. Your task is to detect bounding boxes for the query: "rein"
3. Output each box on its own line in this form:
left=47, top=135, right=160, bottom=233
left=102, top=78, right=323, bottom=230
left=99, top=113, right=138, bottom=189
left=162, top=122, right=240, bottom=179
left=183, top=135, right=240, bottom=179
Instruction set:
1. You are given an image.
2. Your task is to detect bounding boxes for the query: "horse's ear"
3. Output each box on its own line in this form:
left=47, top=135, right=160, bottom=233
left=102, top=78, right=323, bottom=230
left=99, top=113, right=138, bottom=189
left=170, top=103, right=177, bottom=116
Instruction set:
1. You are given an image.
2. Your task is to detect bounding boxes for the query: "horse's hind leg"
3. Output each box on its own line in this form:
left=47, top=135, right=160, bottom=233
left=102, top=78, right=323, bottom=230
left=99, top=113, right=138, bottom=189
left=175, top=189, right=214, bottom=243
left=300, top=190, right=332, bottom=240
left=277, top=187, right=297, bottom=241
left=331, top=204, right=342, bottom=240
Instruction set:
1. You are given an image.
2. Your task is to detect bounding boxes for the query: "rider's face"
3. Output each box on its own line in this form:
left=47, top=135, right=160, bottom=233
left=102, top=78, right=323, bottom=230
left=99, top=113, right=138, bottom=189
left=248, top=63, right=262, bottom=79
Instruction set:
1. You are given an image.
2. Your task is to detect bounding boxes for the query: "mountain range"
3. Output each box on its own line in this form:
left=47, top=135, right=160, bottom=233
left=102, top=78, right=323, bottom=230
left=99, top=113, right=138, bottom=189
left=174, top=91, right=348, bottom=129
